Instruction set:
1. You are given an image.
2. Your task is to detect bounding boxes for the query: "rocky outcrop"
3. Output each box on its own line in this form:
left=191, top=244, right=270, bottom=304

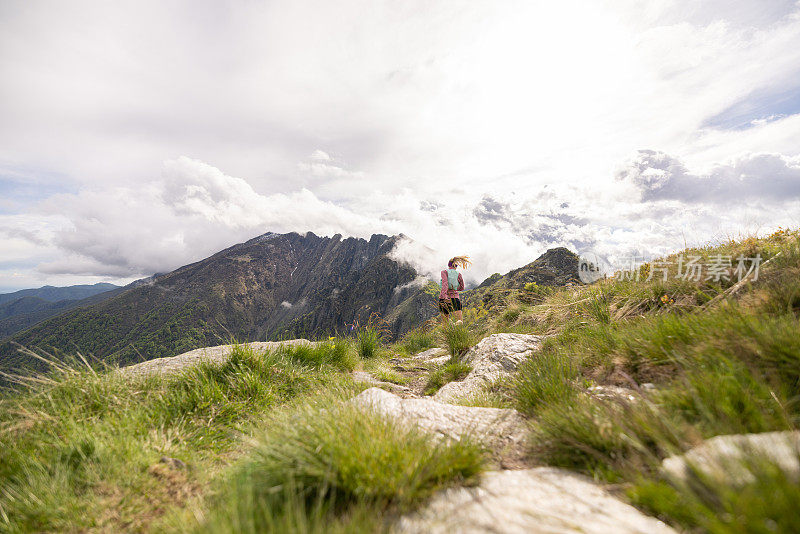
left=351, top=387, right=527, bottom=453
left=394, top=468, right=676, bottom=534
left=117, top=339, right=317, bottom=378
left=433, top=333, right=544, bottom=402
left=662, top=431, right=800, bottom=485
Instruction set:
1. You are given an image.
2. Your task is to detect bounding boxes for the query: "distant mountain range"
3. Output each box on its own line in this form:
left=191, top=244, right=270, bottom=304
left=0, top=232, right=580, bottom=382
left=0, top=283, right=120, bottom=339
left=0, top=283, right=120, bottom=305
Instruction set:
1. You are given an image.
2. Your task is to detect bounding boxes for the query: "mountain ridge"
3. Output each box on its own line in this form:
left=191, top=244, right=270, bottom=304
left=0, top=231, right=424, bottom=379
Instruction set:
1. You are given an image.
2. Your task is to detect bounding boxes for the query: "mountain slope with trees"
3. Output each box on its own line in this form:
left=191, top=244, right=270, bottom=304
left=0, top=232, right=425, bottom=378
left=0, top=284, right=122, bottom=339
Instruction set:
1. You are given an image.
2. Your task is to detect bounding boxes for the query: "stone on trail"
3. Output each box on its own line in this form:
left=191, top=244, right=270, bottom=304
left=661, top=430, right=800, bottom=485
left=118, top=339, right=319, bottom=378
left=586, top=385, right=639, bottom=403
left=411, top=347, right=448, bottom=361
left=394, top=468, right=676, bottom=534
left=434, top=333, right=544, bottom=402
left=351, top=387, right=527, bottom=451
left=351, top=371, right=412, bottom=395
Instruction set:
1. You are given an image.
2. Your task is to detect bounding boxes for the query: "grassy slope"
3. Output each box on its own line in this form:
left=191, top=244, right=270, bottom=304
left=1, top=229, right=799, bottom=533
left=485, top=229, right=800, bottom=532
left=0, top=340, right=484, bottom=533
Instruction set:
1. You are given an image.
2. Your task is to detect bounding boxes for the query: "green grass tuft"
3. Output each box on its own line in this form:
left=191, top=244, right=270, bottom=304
left=400, top=327, right=437, bottom=355
left=515, top=344, right=579, bottom=416
left=0, top=344, right=340, bottom=532
left=424, top=360, right=473, bottom=396
left=356, top=327, right=381, bottom=359
left=275, top=339, right=359, bottom=371
left=193, top=391, right=485, bottom=532
left=440, top=321, right=475, bottom=358
left=630, top=454, right=800, bottom=533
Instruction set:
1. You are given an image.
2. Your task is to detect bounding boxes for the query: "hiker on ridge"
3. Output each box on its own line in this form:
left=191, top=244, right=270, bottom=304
left=439, top=256, right=470, bottom=325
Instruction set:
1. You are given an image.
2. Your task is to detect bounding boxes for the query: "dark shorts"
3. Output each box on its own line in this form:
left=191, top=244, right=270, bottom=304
left=439, top=297, right=462, bottom=314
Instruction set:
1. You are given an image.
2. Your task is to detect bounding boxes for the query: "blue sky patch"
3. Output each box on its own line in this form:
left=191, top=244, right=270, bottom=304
left=704, top=83, right=800, bottom=131
left=0, top=166, right=76, bottom=214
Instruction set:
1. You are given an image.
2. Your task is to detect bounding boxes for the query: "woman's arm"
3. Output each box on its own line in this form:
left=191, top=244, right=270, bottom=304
left=457, top=273, right=464, bottom=292
left=440, top=270, right=448, bottom=299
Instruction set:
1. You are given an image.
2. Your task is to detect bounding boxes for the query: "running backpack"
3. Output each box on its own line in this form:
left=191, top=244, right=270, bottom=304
left=446, top=268, right=460, bottom=290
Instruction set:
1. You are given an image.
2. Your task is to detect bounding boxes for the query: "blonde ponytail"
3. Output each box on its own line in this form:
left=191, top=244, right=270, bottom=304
left=448, top=255, right=471, bottom=269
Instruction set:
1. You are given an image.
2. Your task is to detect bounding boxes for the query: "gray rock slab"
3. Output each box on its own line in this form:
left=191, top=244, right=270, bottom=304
left=351, top=387, right=527, bottom=450
left=434, top=333, right=544, bottom=402
left=394, top=468, right=676, bottom=534
left=662, top=430, right=800, bottom=485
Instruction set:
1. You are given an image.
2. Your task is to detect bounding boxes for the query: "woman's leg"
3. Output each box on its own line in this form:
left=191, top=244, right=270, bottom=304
left=438, top=299, right=450, bottom=325
left=453, top=298, right=463, bottom=323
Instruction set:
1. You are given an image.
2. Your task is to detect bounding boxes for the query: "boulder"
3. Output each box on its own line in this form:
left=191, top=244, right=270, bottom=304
left=351, top=387, right=527, bottom=452
left=434, top=333, right=544, bottom=402
left=118, top=339, right=318, bottom=378
left=662, top=430, right=800, bottom=485
left=394, top=468, right=676, bottom=533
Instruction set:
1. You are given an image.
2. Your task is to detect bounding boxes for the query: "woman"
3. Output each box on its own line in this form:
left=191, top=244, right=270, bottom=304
left=439, top=255, right=470, bottom=324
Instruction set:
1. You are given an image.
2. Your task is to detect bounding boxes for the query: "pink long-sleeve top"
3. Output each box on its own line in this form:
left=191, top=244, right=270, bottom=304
left=439, top=269, right=465, bottom=299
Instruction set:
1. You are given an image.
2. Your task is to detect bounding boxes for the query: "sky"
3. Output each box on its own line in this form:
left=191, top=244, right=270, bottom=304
left=1, top=0, right=800, bottom=292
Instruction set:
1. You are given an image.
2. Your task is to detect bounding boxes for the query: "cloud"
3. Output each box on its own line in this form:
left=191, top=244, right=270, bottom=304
left=2, top=1, right=800, bottom=290
left=296, top=150, right=366, bottom=189
left=7, top=151, right=799, bottom=291
left=38, top=157, right=383, bottom=278
left=0, top=226, right=47, bottom=247
left=32, top=156, right=594, bottom=285
left=310, top=150, right=331, bottom=161
left=617, top=150, right=800, bottom=203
